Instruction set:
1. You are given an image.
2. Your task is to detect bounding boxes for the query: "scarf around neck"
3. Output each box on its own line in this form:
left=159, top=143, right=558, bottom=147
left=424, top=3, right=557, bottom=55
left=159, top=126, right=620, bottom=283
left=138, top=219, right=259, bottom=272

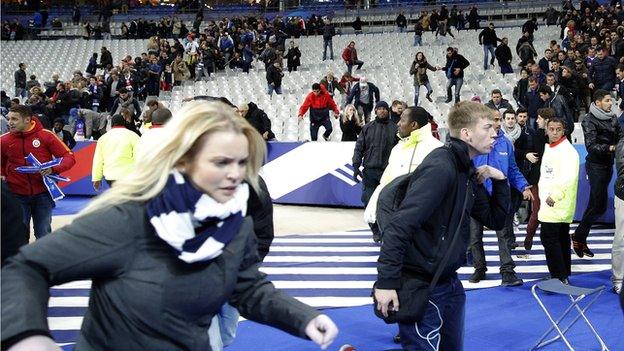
left=503, top=123, right=522, bottom=143
left=147, top=170, right=248, bottom=263
left=589, top=102, right=617, bottom=121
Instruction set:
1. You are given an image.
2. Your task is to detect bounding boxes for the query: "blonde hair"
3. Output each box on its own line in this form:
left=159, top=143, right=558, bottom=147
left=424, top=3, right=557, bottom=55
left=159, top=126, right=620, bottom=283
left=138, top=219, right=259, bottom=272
left=448, top=101, right=494, bottom=138
left=80, top=101, right=266, bottom=216
left=341, top=104, right=363, bottom=126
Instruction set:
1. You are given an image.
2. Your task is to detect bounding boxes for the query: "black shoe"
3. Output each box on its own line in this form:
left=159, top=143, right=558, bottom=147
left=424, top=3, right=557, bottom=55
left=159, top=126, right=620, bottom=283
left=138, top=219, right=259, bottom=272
left=582, top=246, right=594, bottom=258
left=501, top=272, right=523, bottom=287
left=393, top=333, right=401, bottom=344
left=426, top=92, right=433, bottom=102
left=469, top=270, right=486, bottom=283
left=372, top=233, right=382, bottom=244
left=560, top=277, right=570, bottom=285
left=445, top=98, right=452, bottom=103
left=572, top=240, right=585, bottom=258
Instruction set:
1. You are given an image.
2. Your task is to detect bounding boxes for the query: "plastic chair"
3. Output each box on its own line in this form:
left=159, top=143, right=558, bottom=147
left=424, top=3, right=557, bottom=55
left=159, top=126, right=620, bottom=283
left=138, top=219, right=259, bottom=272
left=530, top=279, right=610, bottom=351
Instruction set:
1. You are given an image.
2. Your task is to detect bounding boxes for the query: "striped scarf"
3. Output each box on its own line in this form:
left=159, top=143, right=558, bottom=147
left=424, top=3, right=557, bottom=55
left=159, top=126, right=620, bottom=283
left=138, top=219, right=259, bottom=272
left=147, top=170, right=248, bottom=263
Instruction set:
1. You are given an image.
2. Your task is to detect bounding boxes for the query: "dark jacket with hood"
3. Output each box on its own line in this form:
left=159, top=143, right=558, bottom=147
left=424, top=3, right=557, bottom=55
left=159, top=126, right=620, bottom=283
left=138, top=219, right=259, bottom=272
left=376, top=138, right=509, bottom=288
left=582, top=103, right=622, bottom=166
left=245, top=102, right=275, bottom=140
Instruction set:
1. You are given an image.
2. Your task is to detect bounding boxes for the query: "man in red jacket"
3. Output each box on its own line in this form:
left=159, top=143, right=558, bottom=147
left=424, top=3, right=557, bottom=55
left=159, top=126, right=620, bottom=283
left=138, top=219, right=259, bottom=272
left=1, top=105, right=76, bottom=239
left=298, top=83, right=340, bottom=141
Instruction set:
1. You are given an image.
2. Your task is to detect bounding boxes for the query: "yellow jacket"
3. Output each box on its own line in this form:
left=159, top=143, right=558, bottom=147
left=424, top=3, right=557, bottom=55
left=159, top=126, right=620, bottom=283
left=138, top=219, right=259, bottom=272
left=92, top=127, right=140, bottom=181
left=538, top=137, right=580, bottom=223
left=364, top=124, right=443, bottom=223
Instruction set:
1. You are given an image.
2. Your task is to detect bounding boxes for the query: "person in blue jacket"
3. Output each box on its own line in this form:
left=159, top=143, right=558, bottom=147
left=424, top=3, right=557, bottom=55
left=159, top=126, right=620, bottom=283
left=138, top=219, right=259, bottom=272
left=468, top=109, right=534, bottom=286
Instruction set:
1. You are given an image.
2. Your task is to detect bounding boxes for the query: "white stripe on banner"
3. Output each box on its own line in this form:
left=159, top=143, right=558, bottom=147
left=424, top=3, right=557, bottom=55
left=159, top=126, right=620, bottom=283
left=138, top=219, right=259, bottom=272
left=264, top=253, right=612, bottom=263
left=259, top=264, right=612, bottom=275
left=329, top=170, right=357, bottom=186
left=292, top=297, right=373, bottom=308
left=49, top=297, right=89, bottom=307
left=269, top=246, right=381, bottom=252
left=49, top=317, right=84, bottom=330
left=272, top=234, right=614, bottom=244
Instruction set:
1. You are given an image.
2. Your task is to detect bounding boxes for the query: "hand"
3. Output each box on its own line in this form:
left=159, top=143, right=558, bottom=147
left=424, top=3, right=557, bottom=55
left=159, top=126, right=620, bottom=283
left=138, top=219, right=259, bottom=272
left=262, top=131, right=269, bottom=140
left=374, top=288, right=399, bottom=318
left=304, top=314, right=338, bottom=350
left=526, top=152, right=539, bottom=163
left=93, top=180, right=101, bottom=191
left=609, top=145, right=616, bottom=152
left=475, top=165, right=506, bottom=183
left=546, top=196, right=555, bottom=207
left=353, top=168, right=362, bottom=183
left=453, top=68, right=461, bottom=75
left=40, top=168, right=53, bottom=177
left=7, top=335, right=61, bottom=351
left=298, top=115, right=304, bottom=121
left=589, top=83, right=595, bottom=89
left=522, top=187, right=534, bottom=201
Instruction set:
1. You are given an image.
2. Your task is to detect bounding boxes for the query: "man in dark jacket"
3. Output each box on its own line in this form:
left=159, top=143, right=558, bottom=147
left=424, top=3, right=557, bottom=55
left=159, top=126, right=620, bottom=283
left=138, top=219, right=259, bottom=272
left=538, top=86, right=574, bottom=138
left=484, top=89, right=514, bottom=111
left=374, top=101, right=509, bottom=350
left=353, top=101, right=397, bottom=242
left=538, top=49, right=554, bottom=74
left=14, top=63, right=27, bottom=99
left=574, top=89, right=622, bottom=257
left=346, top=78, right=380, bottom=123
left=396, top=12, right=407, bottom=32
left=523, top=76, right=543, bottom=128
left=239, top=102, right=275, bottom=141
left=266, top=61, right=283, bottom=97
left=99, top=46, right=113, bottom=69
left=589, top=47, right=617, bottom=91
left=478, top=22, right=502, bottom=70
left=494, top=37, right=513, bottom=75
left=442, top=47, right=470, bottom=103
left=322, top=18, right=335, bottom=61
left=298, top=83, right=340, bottom=141
left=52, top=118, right=76, bottom=149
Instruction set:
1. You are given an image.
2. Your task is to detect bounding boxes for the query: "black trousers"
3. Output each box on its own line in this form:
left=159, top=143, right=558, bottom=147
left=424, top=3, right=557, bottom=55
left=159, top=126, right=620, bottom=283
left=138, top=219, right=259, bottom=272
left=540, top=222, right=571, bottom=280
left=574, top=161, right=613, bottom=243
left=309, top=117, right=332, bottom=141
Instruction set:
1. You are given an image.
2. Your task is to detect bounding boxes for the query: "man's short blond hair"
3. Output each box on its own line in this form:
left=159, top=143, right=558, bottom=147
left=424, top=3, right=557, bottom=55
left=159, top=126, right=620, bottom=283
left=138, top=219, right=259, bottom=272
left=448, top=101, right=494, bottom=138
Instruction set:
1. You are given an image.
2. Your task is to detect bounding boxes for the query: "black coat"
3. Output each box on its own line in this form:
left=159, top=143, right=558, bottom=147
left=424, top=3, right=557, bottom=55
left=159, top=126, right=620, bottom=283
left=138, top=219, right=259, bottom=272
left=340, top=117, right=362, bottom=141
left=615, top=136, right=624, bottom=200
left=245, top=102, right=275, bottom=140
left=514, top=125, right=540, bottom=184
left=285, top=47, right=301, bottom=68
left=266, top=65, right=283, bottom=87
left=100, top=50, right=113, bottom=68
left=1, top=202, right=318, bottom=350
left=494, top=44, right=512, bottom=64
left=376, top=139, right=509, bottom=288
left=14, top=69, right=26, bottom=89
left=248, top=177, right=274, bottom=260
left=582, top=111, right=622, bottom=166
left=352, top=117, right=398, bottom=170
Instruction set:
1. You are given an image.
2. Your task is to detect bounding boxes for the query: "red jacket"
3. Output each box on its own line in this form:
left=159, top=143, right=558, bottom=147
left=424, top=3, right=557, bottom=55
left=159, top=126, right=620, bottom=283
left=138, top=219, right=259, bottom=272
left=298, top=85, right=340, bottom=117
left=1, top=117, right=76, bottom=196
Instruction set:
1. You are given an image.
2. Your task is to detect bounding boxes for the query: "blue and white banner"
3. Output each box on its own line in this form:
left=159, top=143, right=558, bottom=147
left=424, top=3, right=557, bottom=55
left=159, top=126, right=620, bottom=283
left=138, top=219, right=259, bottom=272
left=15, top=153, right=70, bottom=201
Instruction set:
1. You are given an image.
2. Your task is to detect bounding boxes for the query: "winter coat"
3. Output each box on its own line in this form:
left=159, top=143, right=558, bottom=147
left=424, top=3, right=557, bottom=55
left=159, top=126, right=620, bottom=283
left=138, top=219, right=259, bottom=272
left=0, top=202, right=319, bottom=350
left=514, top=124, right=540, bottom=184
left=544, top=94, right=574, bottom=136
left=14, top=69, right=26, bottom=89
left=352, top=117, right=398, bottom=170
left=473, top=129, right=529, bottom=194
left=299, top=85, right=340, bottom=119
left=346, top=82, right=380, bottom=107
left=266, top=65, right=284, bottom=87
left=538, top=137, right=579, bottom=223
left=245, top=102, right=275, bottom=140
left=410, top=60, right=436, bottom=86
left=484, top=98, right=513, bottom=112
left=320, top=77, right=346, bottom=96
left=442, top=53, right=470, bottom=79
left=582, top=108, right=622, bottom=166
left=364, top=123, right=443, bottom=223
left=376, top=138, right=509, bottom=288
left=285, top=47, right=301, bottom=68
left=615, top=137, right=624, bottom=200
left=478, top=27, right=500, bottom=46
left=589, top=56, right=617, bottom=87
left=494, top=44, right=512, bottom=64
left=0, top=117, right=75, bottom=196
left=340, top=116, right=362, bottom=141
left=111, top=96, right=141, bottom=121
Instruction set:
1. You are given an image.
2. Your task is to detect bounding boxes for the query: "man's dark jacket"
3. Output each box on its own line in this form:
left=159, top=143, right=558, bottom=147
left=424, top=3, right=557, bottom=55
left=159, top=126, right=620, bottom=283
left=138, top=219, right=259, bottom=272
left=248, top=178, right=274, bottom=261
left=376, top=139, right=509, bottom=288
left=582, top=110, right=622, bottom=166
left=352, top=117, right=398, bottom=170
left=245, top=102, right=275, bottom=140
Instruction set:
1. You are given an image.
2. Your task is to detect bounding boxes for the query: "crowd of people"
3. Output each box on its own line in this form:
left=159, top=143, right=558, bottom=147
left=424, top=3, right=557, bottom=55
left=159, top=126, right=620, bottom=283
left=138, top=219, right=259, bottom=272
left=1, top=1, right=624, bottom=351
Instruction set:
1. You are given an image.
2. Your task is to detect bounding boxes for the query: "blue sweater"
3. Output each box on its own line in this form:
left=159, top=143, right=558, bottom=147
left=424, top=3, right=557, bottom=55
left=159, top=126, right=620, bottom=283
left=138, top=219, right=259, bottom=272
left=473, top=129, right=529, bottom=194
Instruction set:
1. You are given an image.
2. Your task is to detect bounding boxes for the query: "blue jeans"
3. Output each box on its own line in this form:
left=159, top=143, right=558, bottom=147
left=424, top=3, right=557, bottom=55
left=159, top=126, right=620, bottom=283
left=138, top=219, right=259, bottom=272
left=398, top=26, right=405, bottom=33
left=398, top=276, right=465, bottom=351
left=346, top=60, right=364, bottom=74
left=414, top=82, right=433, bottom=106
left=208, top=303, right=240, bottom=350
left=15, top=87, right=27, bottom=99
left=14, top=192, right=55, bottom=239
left=483, top=44, right=496, bottom=69
left=267, top=84, right=282, bottom=96
left=323, top=38, right=333, bottom=60
left=446, top=77, right=463, bottom=102
left=310, top=116, right=333, bottom=141
left=414, top=35, right=422, bottom=46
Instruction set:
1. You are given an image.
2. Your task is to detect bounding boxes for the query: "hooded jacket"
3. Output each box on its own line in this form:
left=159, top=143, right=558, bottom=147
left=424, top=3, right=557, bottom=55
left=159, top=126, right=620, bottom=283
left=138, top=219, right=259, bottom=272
left=298, top=85, right=340, bottom=118
left=1, top=117, right=75, bottom=196
left=582, top=103, right=622, bottom=166
left=364, top=123, right=443, bottom=223
left=538, top=136, right=579, bottom=223
left=472, top=129, right=529, bottom=194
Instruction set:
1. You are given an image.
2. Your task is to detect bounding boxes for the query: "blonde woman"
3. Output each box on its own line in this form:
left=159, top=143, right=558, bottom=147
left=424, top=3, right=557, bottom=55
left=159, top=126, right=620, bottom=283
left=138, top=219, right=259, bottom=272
left=1, top=102, right=338, bottom=351
left=340, top=103, right=363, bottom=141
